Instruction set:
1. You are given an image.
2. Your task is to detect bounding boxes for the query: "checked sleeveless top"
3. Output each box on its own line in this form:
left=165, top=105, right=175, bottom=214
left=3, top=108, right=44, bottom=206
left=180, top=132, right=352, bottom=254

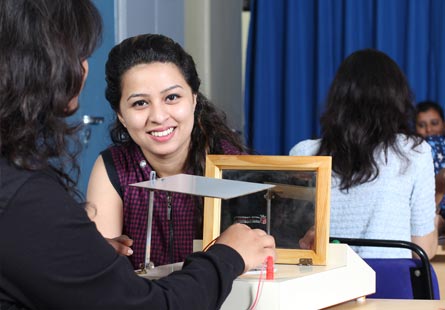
left=102, top=141, right=243, bottom=269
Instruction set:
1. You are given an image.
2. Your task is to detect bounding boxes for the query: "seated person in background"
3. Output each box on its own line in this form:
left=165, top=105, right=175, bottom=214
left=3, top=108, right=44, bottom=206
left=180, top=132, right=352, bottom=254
left=415, top=100, right=445, bottom=138
left=0, top=1, right=276, bottom=309
left=415, top=100, right=445, bottom=233
left=290, top=49, right=438, bottom=259
left=87, top=34, right=248, bottom=269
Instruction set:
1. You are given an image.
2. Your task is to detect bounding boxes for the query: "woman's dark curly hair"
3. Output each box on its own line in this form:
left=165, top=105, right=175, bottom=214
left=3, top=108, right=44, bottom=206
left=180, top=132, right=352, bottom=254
left=105, top=34, right=247, bottom=176
left=0, top=0, right=102, bottom=194
left=317, top=49, right=421, bottom=191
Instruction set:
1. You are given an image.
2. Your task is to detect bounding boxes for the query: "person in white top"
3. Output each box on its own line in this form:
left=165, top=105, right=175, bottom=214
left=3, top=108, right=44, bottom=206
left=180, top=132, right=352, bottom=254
left=290, top=49, right=439, bottom=259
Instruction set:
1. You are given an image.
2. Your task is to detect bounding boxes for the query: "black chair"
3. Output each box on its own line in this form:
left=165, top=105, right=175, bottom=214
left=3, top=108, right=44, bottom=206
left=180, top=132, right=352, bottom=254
left=330, top=237, right=440, bottom=300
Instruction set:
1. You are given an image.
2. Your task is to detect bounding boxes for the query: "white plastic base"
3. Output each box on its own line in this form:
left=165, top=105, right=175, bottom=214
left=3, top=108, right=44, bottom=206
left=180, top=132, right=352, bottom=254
left=138, top=243, right=375, bottom=310
left=221, top=243, right=375, bottom=310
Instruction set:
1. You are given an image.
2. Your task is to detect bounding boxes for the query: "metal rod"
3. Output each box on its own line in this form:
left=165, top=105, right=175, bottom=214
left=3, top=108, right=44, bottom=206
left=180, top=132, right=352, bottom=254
left=264, top=189, right=273, bottom=235
left=143, top=171, right=157, bottom=270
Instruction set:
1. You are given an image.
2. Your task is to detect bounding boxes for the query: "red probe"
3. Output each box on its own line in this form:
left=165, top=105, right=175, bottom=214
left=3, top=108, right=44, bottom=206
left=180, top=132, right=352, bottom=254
left=266, top=256, right=274, bottom=280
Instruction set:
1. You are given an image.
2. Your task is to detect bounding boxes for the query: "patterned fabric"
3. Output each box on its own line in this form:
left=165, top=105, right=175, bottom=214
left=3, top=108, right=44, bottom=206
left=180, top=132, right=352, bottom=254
left=425, top=135, right=445, bottom=218
left=289, top=135, right=436, bottom=258
left=425, top=135, right=445, bottom=174
left=103, top=140, right=243, bottom=269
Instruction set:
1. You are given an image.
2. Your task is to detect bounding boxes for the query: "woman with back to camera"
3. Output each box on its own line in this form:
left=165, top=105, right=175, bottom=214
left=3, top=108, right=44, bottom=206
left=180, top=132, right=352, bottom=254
left=291, top=49, right=438, bottom=259
left=87, top=34, right=248, bottom=269
left=0, top=1, right=275, bottom=309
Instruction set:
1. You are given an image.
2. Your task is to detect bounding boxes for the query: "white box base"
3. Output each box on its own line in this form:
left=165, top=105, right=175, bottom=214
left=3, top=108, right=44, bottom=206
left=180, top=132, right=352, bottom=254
left=221, top=243, right=375, bottom=310
left=138, top=243, right=375, bottom=310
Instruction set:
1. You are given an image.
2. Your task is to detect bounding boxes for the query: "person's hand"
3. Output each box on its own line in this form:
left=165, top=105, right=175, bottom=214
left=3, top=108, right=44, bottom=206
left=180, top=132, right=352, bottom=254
left=106, top=235, right=134, bottom=256
left=215, top=223, right=276, bottom=273
left=299, top=226, right=315, bottom=250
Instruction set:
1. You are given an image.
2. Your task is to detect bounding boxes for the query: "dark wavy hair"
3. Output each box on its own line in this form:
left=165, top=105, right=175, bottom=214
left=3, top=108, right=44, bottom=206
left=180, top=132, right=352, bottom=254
left=317, top=49, right=421, bottom=191
left=105, top=34, right=247, bottom=176
left=0, top=0, right=102, bottom=194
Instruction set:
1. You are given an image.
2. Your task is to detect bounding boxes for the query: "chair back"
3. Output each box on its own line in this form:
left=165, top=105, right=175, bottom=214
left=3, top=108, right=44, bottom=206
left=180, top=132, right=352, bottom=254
left=330, top=237, right=440, bottom=300
left=364, top=258, right=440, bottom=299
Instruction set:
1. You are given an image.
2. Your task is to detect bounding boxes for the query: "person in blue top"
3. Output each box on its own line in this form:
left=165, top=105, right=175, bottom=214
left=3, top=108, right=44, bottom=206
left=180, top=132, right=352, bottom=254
left=291, top=49, right=438, bottom=259
left=415, top=101, right=445, bottom=233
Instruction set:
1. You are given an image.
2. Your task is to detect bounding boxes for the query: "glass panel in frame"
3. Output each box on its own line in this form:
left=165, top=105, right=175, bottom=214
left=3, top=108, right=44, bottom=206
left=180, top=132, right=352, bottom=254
left=203, top=155, right=331, bottom=265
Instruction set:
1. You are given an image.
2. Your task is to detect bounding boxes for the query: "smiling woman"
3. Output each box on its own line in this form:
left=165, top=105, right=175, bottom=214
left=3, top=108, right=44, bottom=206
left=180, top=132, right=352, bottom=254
left=117, top=62, right=197, bottom=160
left=86, top=33, right=249, bottom=270
left=0, top=3, right=277, bottom=308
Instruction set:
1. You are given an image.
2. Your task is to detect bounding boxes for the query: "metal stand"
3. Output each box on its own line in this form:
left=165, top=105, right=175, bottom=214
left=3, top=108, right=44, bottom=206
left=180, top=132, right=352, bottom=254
left=137, top=171, right=156, bottom=274
left=264, top=189, right=274, bottom=235
left=130, top=174, right=276, bottom=274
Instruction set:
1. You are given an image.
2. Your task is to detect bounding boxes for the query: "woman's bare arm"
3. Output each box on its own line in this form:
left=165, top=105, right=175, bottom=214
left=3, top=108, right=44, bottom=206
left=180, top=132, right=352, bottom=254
left=86, top=155, right=124, bottom=238
left=411, top=218, right=439, bottom=260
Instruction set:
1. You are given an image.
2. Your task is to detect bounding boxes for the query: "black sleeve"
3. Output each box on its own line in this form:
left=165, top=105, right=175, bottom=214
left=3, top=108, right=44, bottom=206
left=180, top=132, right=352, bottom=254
left=101, top=148, right=123, bottom=199
left=0, top=173, right=244, bottom=310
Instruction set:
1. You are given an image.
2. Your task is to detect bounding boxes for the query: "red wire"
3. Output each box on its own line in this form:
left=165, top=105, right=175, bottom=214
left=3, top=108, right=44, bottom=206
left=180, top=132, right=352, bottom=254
left=248, top=258, right=267, bottom=310
left=202, top=238, right=217, bottom=252
left=204, top=241, right=272, bottom=310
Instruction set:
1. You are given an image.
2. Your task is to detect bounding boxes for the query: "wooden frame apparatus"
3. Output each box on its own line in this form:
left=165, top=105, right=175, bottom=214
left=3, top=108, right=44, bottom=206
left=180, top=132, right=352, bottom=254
left=203, top=155, right=331, bottom=265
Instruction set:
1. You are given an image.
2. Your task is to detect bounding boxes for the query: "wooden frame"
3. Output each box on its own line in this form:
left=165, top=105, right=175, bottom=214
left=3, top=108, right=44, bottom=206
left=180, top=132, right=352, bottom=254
left=203, top=155, right=331, bottom=265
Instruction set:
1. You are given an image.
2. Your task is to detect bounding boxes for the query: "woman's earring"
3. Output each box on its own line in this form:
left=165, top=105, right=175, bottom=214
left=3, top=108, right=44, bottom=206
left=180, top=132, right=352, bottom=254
left=119, top=130, right=129, bottom=141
